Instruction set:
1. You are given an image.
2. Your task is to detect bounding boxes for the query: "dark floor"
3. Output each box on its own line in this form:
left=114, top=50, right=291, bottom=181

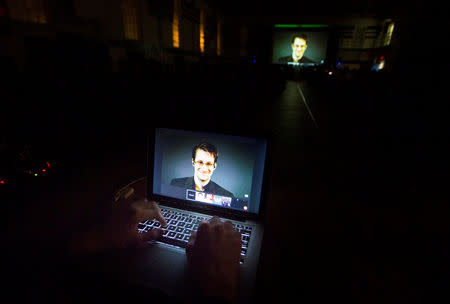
left=4, top=68, right=449, bottom=303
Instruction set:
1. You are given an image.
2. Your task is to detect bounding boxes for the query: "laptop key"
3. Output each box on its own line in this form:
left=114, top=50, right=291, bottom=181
left=241, top=229, right=251, bottom=235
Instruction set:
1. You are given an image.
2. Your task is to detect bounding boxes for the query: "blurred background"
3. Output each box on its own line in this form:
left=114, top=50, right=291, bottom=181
left=2, top=1, right=448, bottom=303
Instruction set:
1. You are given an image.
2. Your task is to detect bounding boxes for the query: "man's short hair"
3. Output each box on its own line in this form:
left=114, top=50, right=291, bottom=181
left=291, top=34, right=308, bottom=45
left=192, top=142, right=218, bottom=163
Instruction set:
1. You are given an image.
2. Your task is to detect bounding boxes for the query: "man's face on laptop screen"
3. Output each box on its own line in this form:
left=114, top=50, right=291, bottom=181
left=192, top=149, right=217, bottom=182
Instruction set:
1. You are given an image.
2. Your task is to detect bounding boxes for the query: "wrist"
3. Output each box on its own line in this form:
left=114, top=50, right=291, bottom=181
left=190, top=269, right=238, bottom=303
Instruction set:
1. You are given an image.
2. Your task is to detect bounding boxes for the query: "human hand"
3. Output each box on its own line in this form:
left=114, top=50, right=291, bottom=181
left=70, top=196, right=167, bottom=255
left=105, top=198, right=168, bottom=249
left=186, top=216, right=242, bottom=302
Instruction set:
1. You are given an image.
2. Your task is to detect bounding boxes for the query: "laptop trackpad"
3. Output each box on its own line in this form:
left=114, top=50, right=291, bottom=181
left=134, top=243, right=190, bottom=296
left=90, top=243, right=190, bottom=297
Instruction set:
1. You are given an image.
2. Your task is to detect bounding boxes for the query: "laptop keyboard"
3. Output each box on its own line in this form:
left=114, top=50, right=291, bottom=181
left=138, top=208, right=252, bottom=264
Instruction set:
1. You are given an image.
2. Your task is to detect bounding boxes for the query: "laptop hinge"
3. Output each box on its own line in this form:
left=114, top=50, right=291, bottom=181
left=162, top=202, right=250, bottom=222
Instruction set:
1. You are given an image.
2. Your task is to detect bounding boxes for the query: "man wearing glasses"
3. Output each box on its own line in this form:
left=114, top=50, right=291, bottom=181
left=170, top=142, right=234, bottom=198
left=278, top=34, right=315, bottom=65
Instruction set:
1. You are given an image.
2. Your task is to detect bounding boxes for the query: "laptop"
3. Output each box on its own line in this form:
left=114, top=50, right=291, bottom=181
left=138, top=127, right=270, bottom=300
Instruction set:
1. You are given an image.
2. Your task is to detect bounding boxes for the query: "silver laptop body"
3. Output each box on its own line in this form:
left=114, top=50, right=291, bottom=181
left=104, top=127, right=270, bottom=302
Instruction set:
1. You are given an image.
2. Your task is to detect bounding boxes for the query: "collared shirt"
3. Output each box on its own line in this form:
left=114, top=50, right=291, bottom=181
left=278, top=55, right=315, bottom=64
left=170, top=176, right=234, bottom=198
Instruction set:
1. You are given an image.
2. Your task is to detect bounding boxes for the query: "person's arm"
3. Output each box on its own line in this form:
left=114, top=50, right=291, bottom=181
left=9, top=191, right=170, bottom=304
left=69, top=198, right=167, bottom=256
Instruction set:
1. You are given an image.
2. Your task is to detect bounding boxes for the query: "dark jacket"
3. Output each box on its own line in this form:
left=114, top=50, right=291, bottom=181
left=170, top=176, right=234, bottom=197
left=278, top=55, right=315, bottom=64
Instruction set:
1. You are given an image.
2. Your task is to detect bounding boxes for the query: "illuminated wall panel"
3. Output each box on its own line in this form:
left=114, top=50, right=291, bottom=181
left=199, top=9, right=205, bottom=53
left=384, top=23, right=394, bottom=46
left=122, top=0, right=139, bottom=40
left=6, top=0, right=47, bottom=24
left=172, top=0, right=180, bottom=48
left=217, top=17, right=222, bottom=56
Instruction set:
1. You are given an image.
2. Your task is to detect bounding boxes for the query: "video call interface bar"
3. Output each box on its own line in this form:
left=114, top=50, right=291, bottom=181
left=186, top=189, right=249, bottom=211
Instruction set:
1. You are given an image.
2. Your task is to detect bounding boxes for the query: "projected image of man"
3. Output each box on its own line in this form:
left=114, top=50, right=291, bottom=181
left=170, top=142, right=234, bottom=197
left=278, top=34, right=315, bottom=64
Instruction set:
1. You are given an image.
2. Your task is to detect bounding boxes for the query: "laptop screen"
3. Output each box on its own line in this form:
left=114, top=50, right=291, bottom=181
left=151, top=128, right=267, bottom=215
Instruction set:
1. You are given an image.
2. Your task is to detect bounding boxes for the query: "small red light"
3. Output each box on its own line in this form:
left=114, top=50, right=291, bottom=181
left=380, top=56, right=384, bottom=60
left=0, top=180, right=5, bottom=184
left=42, top=169, right=46, bottom=172
left=46, top=162, right=51, bottom=168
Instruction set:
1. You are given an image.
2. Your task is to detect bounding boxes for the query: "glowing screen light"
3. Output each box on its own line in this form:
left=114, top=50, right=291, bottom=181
left=274, top=24, right=300, bottom=28
left=272, top=30, right=329, bottom=65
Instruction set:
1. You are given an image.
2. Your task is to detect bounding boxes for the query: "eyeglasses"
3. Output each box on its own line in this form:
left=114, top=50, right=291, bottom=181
left=194, top=160, right=215, bottom=168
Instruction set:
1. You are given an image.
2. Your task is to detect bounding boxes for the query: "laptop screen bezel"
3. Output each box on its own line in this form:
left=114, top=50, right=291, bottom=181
left=146, top=127, right=271, bottom=222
